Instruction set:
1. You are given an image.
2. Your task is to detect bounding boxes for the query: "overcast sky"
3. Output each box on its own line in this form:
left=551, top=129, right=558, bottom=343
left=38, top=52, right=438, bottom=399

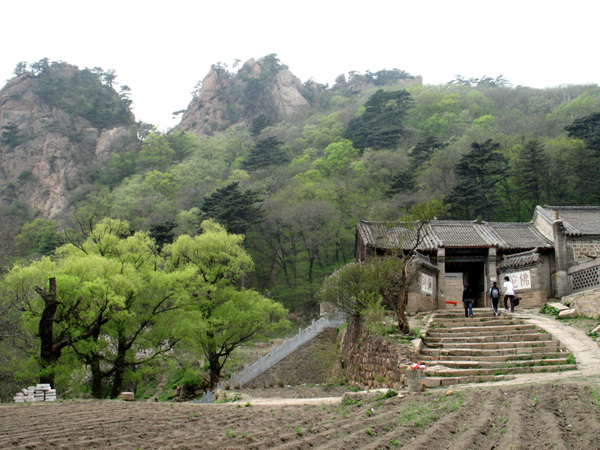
left=2, top=0, right=599, bottom=131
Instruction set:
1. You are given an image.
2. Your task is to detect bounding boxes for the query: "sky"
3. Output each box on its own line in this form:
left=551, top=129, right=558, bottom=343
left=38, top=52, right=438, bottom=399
left=2, top=0, right=599, bottom=131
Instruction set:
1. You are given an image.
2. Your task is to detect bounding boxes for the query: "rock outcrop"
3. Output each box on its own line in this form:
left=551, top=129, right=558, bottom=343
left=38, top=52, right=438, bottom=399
left=177, top=55, right=313, bottom=136
left=0, top=63, right=136, bottom=220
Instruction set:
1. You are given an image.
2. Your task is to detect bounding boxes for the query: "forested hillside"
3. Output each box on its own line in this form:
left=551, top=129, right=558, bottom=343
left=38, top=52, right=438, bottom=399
left=2, top=55, right=600, bottom=315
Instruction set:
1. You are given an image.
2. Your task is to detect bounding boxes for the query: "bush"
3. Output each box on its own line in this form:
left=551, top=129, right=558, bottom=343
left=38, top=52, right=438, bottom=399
left=173, top=368, right=205, bottom=391
left=539, top=303, right=560, bottom=317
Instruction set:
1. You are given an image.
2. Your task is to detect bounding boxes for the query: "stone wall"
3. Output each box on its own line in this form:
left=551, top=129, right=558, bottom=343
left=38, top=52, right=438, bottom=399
left=408, top=292, right=437, bottom=312
left=242, top=328, right=339, bottom=388
left=563, top=287, right=600, bottom=319
left=567, top=238, right=600, bottom=265
left=341, top=316, right=415, bottom=390
left=499, top=258, right=550, bottom=308
left=408, top=267, right=438, bottom=312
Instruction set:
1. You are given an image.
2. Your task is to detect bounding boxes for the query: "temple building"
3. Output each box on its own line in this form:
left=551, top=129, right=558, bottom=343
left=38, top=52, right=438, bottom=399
left=354, top=206, right=600, bottom=311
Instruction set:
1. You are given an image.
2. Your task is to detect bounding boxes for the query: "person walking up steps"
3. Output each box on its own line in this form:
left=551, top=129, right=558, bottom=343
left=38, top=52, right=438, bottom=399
left=503, top=276, right=515, bottom=313
left=489, top=281, right=501, bottom=316
left=463, top=284, right=474, bottom=318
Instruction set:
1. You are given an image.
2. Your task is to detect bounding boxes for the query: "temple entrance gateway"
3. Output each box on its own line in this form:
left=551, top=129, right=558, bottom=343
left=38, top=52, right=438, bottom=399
left=445, top=250, right=487, bottom=307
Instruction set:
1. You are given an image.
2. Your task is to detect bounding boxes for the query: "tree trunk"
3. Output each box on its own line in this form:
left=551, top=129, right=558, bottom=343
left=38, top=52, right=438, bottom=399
left=110, top=335, right=128, bottom=399
left=397, top=268, right=410, bottom=335
left=35, top=278, right=60, bottom=386
left=208, top=354, right=222, bottom=389
left=90, top=356, right=103, bottom=398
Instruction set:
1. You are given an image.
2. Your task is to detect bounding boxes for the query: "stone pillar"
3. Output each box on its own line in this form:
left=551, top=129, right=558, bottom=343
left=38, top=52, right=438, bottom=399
left=487, top=247, right=498, bottom=308
left=437, top=247, right=446, bottom=308
left=553, top=219, right=569, bottom=298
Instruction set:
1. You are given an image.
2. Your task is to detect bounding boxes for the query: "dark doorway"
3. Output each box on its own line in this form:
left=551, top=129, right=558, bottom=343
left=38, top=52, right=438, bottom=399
left=445, top=251, right=487, bottom=307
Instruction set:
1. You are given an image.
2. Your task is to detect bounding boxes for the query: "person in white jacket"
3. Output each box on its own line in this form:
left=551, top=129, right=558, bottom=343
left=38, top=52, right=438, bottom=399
left=503, top=276, right=515, bottom=312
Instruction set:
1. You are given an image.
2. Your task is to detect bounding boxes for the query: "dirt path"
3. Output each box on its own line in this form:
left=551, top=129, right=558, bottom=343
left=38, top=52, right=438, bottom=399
left=1, top=310, right=599, bottom=449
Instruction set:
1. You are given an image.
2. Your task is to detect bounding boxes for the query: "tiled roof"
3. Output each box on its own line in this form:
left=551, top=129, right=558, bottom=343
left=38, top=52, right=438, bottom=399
left=540, top=206, right=600, bottom=236
left=486, top=222, right=553, bottom=250
left=497, top=249, right=542, bottom=270
left=357, top=219, right=554, bottom=252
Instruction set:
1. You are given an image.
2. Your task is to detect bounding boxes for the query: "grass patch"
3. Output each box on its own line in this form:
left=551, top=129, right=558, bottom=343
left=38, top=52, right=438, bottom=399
left=374, top=389, right=398, bottom=401
left=540, top=303, right=560, bottom=317
left=584, top=385, right=600, bottom=409
left=396, top=392, right=465, bottom=428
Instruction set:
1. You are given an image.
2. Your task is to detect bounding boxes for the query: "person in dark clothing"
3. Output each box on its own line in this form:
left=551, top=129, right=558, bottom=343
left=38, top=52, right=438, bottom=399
left=489, top=281, right=501, bottom=316
left=462, top=284, right=474, bottom=318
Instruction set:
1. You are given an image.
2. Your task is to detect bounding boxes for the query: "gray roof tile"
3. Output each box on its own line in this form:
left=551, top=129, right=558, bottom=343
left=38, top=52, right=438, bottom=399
left=542, top=206, right=600, bottom=236
left=357, top=219, right=554, bottom=252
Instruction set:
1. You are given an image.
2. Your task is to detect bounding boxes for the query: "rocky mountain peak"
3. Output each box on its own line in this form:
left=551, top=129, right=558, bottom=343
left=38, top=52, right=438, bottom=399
left=0, top=62, right=136, bottom=221
left=177, top=55, right=312, bottom=136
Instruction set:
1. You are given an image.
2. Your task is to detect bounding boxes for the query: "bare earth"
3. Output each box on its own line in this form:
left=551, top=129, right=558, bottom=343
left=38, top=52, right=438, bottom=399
left=1, top=310, right=600, bottom=450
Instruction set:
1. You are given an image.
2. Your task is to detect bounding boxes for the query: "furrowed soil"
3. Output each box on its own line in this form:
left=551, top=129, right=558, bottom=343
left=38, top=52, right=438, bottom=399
left=1, top=381, right=600, bottom=449
left=2, top=310, right=600, bottom=449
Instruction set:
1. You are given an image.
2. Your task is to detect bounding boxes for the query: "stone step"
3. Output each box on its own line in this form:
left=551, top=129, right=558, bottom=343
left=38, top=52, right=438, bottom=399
left=420, top=344, right=563, bottom=357
left=425, top=339, right=558, bottom=350
left=427, top=324, right=538, bottom=336
left=418, top=351, right=568, bottom=363
left=433, top=319, right=526, bottom=328
left=418, top=357, right=571, bottom=369
left=425, top=333, right=547, bottom=344
left=416, top=310, right=577, bottom=388
left=425, top=364, right=576, bottom=378
left=424, top=374, right=516, bottom=388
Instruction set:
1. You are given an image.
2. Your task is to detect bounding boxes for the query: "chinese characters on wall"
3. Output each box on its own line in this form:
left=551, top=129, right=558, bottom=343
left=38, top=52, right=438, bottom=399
left=421, top=273, right=433, bottom=294
left=508, top=270, right=531, bottom=291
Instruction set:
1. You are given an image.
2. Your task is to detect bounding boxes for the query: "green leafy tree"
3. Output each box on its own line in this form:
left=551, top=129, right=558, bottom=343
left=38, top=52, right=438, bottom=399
left=165, top=131, right=199, bottom=163
left=4, top=258, right=120, bottom=388
left=164, top=220, right=289, bottom=387
left=319, top=260, right=380, bottom=318
left=138, top=134, right=176, bottom=171
left=15, top=218, right=63, bottom=257
left=446, top=139, right=507, bottom=220
left=320, top=200, right=443, bottom=333
left=386, top=137, right=447, bottom=195
left=313, top=139, right=360, bottom=177
left=3, top=219, right=195, bottom=397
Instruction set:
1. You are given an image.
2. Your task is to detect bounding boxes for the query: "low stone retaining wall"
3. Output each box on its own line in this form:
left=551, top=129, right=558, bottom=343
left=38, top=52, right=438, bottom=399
left=341, top=317, right=416, bottom=390
left=563, top=287, right=600, bottom=319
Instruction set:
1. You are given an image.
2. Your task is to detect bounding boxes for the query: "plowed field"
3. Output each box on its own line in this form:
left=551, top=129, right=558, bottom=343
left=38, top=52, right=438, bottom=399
left=1, top=382, right=599, bottom=449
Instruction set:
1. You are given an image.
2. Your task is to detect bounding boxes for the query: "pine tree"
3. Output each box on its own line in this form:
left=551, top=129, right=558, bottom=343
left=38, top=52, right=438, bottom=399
left=446, top=139, right=507, bottom=220
left=515, top=139, right=550, bottom=214
left=201, top=183, right=264, bottom=235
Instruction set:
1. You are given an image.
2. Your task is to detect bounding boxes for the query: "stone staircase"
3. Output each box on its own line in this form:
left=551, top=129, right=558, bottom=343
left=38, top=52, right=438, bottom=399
left=418, top=309, right=577, bottom=388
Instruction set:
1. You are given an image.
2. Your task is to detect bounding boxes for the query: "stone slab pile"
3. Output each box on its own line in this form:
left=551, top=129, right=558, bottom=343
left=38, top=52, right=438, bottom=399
left=13, top=384, right=57, bottom=403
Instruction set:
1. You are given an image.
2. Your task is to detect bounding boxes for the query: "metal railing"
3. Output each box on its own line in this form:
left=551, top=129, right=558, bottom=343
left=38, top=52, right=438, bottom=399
left=222, top=313, right=346, bottom=390
left=197, top=314, right=346, bottom=402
